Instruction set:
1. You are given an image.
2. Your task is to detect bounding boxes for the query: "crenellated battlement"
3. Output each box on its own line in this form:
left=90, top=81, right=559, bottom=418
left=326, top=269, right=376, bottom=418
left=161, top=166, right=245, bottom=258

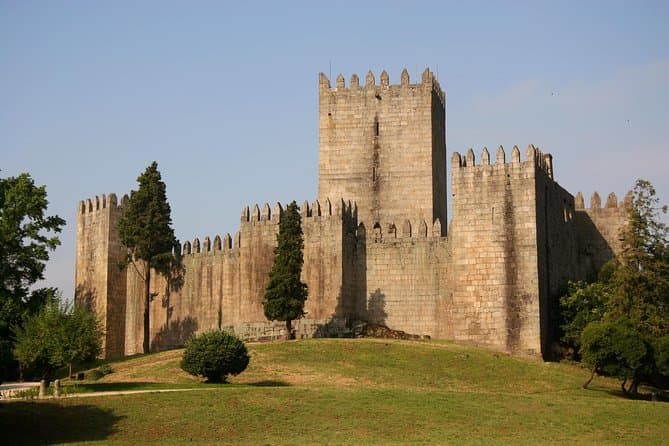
left=239, top=198, right=357, bottom=224
left=182, top=232, right=236, bottom=256
left=78, top=193, right=128, bottom=214
left=574, top=191, right=633, bottom=211
left=319, top=67, right=445, bottom=107
left=240, top=202, right=282, bottom=224
left=360, top=217, right=444, bottom=243
left=451, top=144, right=554, bottom=179
left=182, top=198, right=358, bottom=259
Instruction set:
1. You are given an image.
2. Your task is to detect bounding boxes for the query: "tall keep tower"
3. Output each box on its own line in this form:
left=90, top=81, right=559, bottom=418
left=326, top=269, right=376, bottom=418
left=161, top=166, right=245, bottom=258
left=318, top=68, right=447, bottom=231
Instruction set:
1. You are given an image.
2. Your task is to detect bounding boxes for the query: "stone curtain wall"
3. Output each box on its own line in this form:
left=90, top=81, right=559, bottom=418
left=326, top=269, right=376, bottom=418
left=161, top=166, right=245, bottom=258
left=120, top=200, right=357, bottom=354
left=77, top=175, right=631, bottom=358
left=573, top=191, right=632, bottom=277
left=361, top=220, right=450, bottom=338
left=318, top=69, right=447, bottom=228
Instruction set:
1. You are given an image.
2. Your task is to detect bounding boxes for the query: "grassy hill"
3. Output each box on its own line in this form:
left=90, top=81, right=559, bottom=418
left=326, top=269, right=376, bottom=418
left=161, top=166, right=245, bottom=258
left=2, top=338, right=668, bottom=445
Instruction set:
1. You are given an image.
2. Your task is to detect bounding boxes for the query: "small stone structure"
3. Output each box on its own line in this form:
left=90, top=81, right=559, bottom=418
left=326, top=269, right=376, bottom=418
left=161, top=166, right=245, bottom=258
left=75, top=68, right=630, bottom=359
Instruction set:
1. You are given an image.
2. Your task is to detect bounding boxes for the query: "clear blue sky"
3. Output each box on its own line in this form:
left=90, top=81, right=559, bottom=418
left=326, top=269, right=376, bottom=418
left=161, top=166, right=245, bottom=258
left=2, top=1, right=668, bottom=299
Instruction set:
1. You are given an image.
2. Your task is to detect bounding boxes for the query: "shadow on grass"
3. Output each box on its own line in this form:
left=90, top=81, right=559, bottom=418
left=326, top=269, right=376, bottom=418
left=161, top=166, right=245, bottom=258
left=602, top=388, right=669, bottom=403
left=0, top=401, right=123, bottom=445
left=66, top=382, right=195, bottom=393
left=247, top=380, right=291, bottom=387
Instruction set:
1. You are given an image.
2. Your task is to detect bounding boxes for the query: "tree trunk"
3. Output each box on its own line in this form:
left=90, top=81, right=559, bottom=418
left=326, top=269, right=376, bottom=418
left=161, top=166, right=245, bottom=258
left=143, top=265, right=151, bottom=354
left=582, top=366, right=596, bottom=389
left=621, top=378, right=628, bottom=393
left=286, top=319, right=294, bottom=340
left=628, top=377, right=640, bottom=396
left=68, top=363, right=73, bottom=379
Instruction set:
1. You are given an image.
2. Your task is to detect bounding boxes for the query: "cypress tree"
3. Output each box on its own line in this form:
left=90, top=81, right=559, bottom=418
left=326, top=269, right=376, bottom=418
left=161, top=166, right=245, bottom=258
left=118, top=162, right=178, bottom=354
left=263, top=201, right=308, bottom=339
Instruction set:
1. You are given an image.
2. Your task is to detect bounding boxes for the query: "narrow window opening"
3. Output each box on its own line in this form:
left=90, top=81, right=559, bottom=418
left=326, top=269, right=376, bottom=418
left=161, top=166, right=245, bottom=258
left=375, top=120, right=380, bottom=136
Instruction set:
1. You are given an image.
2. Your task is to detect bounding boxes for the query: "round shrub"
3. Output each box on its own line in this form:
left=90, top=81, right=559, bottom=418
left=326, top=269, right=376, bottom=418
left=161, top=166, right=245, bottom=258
left=180, top=331, right=249, bottom=382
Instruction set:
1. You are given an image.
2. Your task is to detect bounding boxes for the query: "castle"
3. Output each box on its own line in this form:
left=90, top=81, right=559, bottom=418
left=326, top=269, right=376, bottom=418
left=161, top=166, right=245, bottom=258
left=75, top=68, right=630, bottom=359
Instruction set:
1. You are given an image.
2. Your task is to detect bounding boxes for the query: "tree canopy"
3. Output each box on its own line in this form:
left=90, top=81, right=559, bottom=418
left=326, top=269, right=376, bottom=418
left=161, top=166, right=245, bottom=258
left=580, top=318, right=650, bottom=391
left=13, top=295, right=102, bottom=381
left=607, top=179, right=669, bottom=338
left=118, top=162, right=179, bottom=353
left=0, top=173, right=65, bottom=301
left=0, top=173, right=65, bottom=382
left=263, top=201, right=308, bottom=339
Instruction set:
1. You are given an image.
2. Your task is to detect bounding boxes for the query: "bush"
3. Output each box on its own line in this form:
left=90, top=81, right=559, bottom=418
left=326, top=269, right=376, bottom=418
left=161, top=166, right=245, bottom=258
left=581, top=318, right=649, bottom=381
left=88, top=364, right=113, bottom=381
left=180, top=331, right=249, bottom=383
left=88, top=369, right=104, bottom=381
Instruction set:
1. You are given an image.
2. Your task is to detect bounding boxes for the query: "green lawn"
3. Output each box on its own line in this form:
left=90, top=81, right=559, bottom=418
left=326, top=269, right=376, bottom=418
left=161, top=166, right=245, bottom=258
left=2, top=338, right=667, bottom=445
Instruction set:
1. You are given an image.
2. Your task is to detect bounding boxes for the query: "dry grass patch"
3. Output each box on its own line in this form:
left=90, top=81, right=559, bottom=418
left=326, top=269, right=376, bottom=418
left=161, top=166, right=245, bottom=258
left=95, top=349, right=197, bottom=384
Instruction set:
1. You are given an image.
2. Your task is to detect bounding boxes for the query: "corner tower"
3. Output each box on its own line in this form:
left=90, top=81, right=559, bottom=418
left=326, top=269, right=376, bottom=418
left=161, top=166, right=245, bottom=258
left=75, top=193, right=128, bottom=358
left=318, top=68, right=447, bottom=232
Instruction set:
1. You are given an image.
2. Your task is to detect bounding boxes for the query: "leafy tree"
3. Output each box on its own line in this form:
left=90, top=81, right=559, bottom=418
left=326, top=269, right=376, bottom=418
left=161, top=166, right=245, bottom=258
left=559, top=260, right=618, bottom=357
left=118, top=162, right=179, bottom=354
left=559, top=280, right=611, bottom=357
left=180, top=330, right=249, bottom=383
left=263, top=201, right=308, bottom=340
left=13, top=295, right=102, bottom=382
left=580, top=318, right=650, bottom=394
left=567, top=180, right=669, bottom=394
left=0, top=173, right=65, bottom=382
left=59, top=303, right=104, bottom=378
left=13, top=299, right=61, bottom=380
left=608, top=179, right=669, bottom=338
left=654, top=335, right=669, bottom=378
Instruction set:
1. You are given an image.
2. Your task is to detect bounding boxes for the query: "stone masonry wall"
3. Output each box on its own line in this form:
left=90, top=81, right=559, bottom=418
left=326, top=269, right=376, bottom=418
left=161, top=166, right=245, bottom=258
left=449, top=146, right=544, bottom=355
left=533, top=153, right=581, bottom=354
left=360, top=219, right=450, bottom=338
left=75, top=194, right=127, bottom=358
left=573, top=190, right=632, bottom=277
left=318, top=69, right=447, bottom=230
left=121, top=200, right=356, bottom=355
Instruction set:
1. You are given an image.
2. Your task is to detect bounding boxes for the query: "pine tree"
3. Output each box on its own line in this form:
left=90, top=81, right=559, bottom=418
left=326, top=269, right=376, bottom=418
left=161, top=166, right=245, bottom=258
left=118, top=162, right=178, bottom=354
left=263, top=201, right=308, bottom=339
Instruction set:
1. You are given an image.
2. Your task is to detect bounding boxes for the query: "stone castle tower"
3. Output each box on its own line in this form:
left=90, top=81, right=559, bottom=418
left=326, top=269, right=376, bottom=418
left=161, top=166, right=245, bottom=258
left=76, top=68, right=631, bottom=359
left=318, top=68, right=446, bottom=230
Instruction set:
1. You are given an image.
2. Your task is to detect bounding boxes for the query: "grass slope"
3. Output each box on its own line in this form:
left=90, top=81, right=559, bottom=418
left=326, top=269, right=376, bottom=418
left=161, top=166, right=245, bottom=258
left=2, top=339, right=667, bottom=445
